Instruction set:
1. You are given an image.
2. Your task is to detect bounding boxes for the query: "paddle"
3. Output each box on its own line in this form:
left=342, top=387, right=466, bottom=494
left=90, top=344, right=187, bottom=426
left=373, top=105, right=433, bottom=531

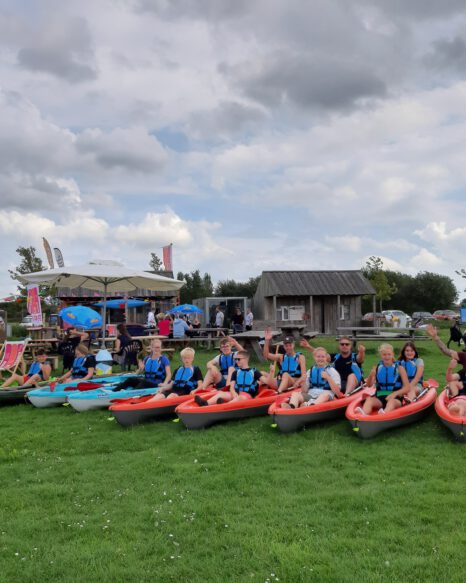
left=343, top=382, right=366, bottom=398
left=404, top=378, right=439, bottom=404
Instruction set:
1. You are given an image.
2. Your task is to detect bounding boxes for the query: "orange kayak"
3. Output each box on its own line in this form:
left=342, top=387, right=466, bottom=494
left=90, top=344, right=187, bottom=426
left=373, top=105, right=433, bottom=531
left=176, top=387, right=277, bottom=429
left=435, top=389, right=466, bottom=442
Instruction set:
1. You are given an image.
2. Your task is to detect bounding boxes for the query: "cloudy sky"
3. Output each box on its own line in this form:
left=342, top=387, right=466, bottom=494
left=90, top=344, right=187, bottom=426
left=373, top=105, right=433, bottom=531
left=2, top=0, right=466, bottom=298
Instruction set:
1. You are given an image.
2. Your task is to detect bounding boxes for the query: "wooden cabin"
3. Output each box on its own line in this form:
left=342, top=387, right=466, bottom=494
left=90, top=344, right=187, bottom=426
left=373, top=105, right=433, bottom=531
left=253, top=270, right=375, bottom=334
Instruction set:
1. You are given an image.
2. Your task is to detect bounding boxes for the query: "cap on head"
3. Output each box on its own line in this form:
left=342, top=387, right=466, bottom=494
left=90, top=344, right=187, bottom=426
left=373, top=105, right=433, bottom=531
left=283, top=336, right=294, bottom=344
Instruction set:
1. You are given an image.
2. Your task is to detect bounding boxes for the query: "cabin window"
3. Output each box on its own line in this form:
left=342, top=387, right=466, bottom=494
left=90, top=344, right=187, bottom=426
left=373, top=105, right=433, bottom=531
left=276, top=306, right=304, bottom=321
left=340, top=303, right=350, bottom=320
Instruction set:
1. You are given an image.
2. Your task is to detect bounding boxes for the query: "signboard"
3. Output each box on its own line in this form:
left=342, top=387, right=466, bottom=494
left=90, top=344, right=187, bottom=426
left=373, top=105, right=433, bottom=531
left=27, top=284, right=43, bottom=327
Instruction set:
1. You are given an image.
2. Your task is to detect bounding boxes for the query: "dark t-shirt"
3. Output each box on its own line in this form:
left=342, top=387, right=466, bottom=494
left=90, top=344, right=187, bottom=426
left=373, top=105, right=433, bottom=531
left=117, top=334, right=132, bottom=355
left=329, top=352, right=361, bottom=382
left=456, top=351, right=466, bottom=369
left=231, top=368, right=262, bottom=395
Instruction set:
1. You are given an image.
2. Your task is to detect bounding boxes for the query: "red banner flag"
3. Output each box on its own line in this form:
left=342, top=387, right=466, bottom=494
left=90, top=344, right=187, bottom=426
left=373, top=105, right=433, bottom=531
left=162, top=244, right=173, bottom=271
left=27, top=284, right=43, bottom=326
left=42, top=237, right=54, bottom=269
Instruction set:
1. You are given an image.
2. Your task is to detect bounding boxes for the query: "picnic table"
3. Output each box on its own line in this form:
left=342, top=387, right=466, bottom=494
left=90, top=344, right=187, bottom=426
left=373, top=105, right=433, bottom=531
left=97, top=334, right=167, bottom=349
left=231, top=330, right=281, bottom=363
left=28, top=326, right=59, bottom=340
left=336, top=326, right=429, bottom=348
left=279, top=325, right=319, bottom=340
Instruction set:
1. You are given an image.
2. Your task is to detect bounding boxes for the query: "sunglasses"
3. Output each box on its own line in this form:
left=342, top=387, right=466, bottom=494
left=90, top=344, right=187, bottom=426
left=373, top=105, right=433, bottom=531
left=235, top=358, right=243, bottom=362
left=339, top=343, right=351, bottom=346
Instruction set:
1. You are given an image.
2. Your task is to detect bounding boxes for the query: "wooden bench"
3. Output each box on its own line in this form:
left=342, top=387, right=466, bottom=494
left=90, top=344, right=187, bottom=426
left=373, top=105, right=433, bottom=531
left=337, top=335, right=431, bottom=347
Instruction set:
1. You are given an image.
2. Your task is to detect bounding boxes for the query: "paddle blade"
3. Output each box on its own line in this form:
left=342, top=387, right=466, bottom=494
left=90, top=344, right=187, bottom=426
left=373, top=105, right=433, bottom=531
left=424, top=378, right=439, bottom=389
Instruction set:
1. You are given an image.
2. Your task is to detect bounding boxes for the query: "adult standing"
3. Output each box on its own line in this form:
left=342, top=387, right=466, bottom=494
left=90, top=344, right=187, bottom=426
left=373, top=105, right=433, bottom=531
left=215, top=305, right=225, bottom=336
left=245, top=308, right=254, bottom=331
left=113, top=323, right=133, bottom=366
left=300, top=336, right=365, bottom=394
left=147, top=309, right=156, bottom=329
left=232, top=307, right=244, bottom=334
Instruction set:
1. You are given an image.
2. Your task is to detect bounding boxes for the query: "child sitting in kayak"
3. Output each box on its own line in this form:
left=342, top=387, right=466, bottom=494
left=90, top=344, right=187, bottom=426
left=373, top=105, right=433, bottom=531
left=152, top=347, right=203, bottom=400
left=357, top=344, right=409, bottom=415
left=195, top=350, right=268, bottom=406
left=1, top=348, right=52, bottom=388
left=397, top=341, right=424, bottom=401
left=201, top=336, right=244, bottom=389
left=445, top=358, right=466, bottom=416
left=263, top=328, right=306, bottom=392
left=281, top=347, right=342, bottom=409
left=56, top=344, right=96, bottom=384
left=114, top=339, right=171, bottom=391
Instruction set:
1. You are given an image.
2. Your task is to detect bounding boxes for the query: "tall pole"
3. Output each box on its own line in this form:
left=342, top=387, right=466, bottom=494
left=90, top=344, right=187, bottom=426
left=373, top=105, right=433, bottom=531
left=101, top=281, right=108, bottom=348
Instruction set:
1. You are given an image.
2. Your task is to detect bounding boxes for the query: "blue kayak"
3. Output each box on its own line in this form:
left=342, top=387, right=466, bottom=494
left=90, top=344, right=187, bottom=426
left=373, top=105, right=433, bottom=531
left=67, top=385, right=159, bottom=412
left=27, top=375, right=140, bottom=408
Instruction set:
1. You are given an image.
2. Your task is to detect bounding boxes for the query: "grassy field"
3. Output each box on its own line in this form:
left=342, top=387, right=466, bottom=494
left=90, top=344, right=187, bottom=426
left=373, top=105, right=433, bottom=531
left=0, top=331, right=465, bottom=582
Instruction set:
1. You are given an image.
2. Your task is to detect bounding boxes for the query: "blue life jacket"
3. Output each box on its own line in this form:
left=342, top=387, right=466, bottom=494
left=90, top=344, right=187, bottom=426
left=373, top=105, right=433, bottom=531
left=27, top=361, right=43, bottom=378
left=72, top=356, right=89, bottom=378
left=398, top=358, right=423, bottom=385
left=218, top=352, right=236, bottom=376
left=333, top=352, right=363, bottom=382
left=375, top=362, right=399, bottom=395
left=235, top=369, right=259, bottom=394
left=144, top=357, right=166, bottom=384
left=280, top=353, right=302, bottom=378
left=309, top=365, right=332, bottom=390
left=173, top=367, right=196, bottom=392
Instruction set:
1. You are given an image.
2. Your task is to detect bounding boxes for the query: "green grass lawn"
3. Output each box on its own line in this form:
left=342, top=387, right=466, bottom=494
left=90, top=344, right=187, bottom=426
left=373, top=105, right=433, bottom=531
left=1, top=333, right=465, bottom=582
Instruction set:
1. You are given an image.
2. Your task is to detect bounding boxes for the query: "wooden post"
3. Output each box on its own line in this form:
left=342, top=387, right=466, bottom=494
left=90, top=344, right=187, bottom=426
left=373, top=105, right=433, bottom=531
left=273, top=295, right=277, bottom=328
left=309, top=296, right=313, bottom=329
left=337, top=294, right=341, bottom=330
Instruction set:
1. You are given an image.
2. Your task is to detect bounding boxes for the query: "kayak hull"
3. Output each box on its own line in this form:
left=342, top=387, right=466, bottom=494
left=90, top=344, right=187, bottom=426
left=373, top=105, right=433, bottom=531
left=346, top=387, right=437, bottom=439
left=109, top=390, right=217, bottom=427
left=435, top=390, right=466, bottom=442
left=0, top=387, right=31, bottom=406
left=176, top=388, right=277, bottom=430
left=27, top=375, right=138, bottom=408
left=268, top=388, right=372, bottom=433
left=68, top=387, right=158, bottom=412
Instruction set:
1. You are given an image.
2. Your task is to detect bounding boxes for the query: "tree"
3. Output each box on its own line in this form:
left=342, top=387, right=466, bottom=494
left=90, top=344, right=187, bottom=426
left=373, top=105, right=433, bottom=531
left=176, top=269, right=214, bottom=303
left=215, top=276, right=260, bottom=298
left=9, top=246, right=46, bottom=296
left=149, top=253, right=163, bottom=272
left=413, top=272, right=457, bottom=312
left=361, top=256, right=396, bottom=311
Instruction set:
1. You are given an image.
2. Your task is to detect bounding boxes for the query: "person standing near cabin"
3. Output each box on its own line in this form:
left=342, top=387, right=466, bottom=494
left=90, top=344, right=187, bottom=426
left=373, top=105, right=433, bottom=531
left=232, top=307, right=244, bottom=334
left=245, top=308, right=254, bottom=331
left=300, top=336, right=365, bottom=394
left=215, top=305, right=225, bottom=336
left=263, top=328, right=306, bottom=392
left=113, top=324, right=133, bottom=366
left=147, top=310, right=156, bottom=329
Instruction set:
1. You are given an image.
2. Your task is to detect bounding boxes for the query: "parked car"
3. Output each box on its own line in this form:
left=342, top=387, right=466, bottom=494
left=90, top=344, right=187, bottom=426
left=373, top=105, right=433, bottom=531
left=381, top=310, right=412, bottom=326
left=19, top=315, right=34, bottom=328
left=412, top=312, right=433, bottom=320
left=362, top=312, right=384, bottom=321
left=432, top=310, right=459, bottom=321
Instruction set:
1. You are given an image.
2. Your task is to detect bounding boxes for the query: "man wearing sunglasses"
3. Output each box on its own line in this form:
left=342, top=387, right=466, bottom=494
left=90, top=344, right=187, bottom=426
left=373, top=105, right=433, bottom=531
left=300, top=336, right=365, bottom=394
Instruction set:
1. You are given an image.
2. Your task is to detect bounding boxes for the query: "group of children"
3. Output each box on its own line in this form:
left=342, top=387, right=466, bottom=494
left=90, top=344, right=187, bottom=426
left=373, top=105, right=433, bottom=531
left=2, top=324, right=466, bottom=418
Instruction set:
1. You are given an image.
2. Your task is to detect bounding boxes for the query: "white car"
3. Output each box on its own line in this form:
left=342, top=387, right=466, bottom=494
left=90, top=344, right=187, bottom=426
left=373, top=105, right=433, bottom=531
left=382, top=310, right=412, bottom=327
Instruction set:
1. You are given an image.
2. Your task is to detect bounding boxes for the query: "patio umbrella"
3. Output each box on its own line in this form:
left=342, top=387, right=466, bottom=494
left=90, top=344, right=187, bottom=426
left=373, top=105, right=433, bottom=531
left=59, top=306, right=102, bottom=329
left=19, top=260, right=184, bottom=345
left=93, top=299, right=147, bottom=309
left=168, top=303, right=203, bottom=314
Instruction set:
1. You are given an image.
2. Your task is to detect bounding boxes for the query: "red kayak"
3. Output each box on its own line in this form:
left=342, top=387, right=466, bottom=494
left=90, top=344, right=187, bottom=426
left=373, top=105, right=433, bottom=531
left=346, top=380, right=438, bottom=439
left=435, top=389, right=466, bottom=442
left=268, top=386, right=373, bottom=433
left=109, top=389, right=217, bottom=427
left=176, top=387, right=277, bottom=429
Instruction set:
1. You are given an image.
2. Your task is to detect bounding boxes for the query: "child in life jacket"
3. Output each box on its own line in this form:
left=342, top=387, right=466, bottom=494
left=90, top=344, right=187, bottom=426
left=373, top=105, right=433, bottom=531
left=201, top=336, right=244, bottom=389
left=114, top=339, right=171, bottom=391
left=445, top=358, right=466, bottom=416
left=153, top=347, right=203, bottom=400
left=263, top=328, right=306, bottom=393
left=57, top=344, right=96, bottom=383
left=281, top=347, right=342, bottom=409
left=1, top=348, right=52, bottom=388
left=397, top=341, right=424, bottom=401
left=357, top=344, right=409, bottom=415
left=195, top=350, right=268, bottom=406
